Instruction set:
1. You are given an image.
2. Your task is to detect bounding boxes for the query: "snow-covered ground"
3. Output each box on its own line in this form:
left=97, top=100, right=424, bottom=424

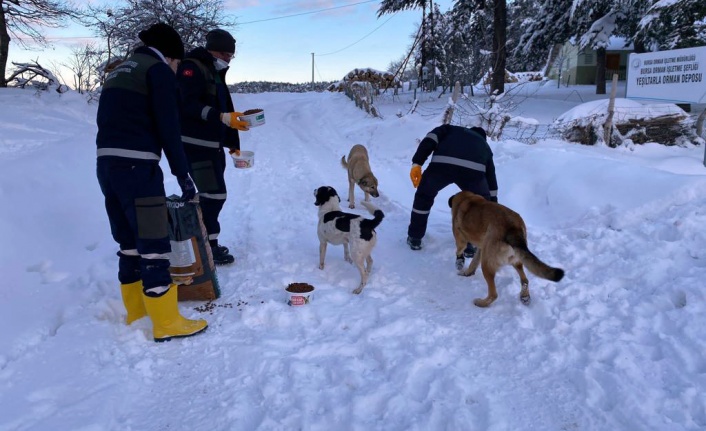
left=1, top=81, right=705, bottom=430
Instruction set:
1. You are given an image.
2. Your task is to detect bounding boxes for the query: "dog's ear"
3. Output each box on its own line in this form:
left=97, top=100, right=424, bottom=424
left=448, top=194, right=456, bottom=208
left=358, top=179, right=367, bottom=187
left=314, top=186, right=327, bottom=206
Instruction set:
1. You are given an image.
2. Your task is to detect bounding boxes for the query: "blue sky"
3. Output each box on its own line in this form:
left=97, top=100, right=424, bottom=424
left=9, top=0, right=454, bottom=84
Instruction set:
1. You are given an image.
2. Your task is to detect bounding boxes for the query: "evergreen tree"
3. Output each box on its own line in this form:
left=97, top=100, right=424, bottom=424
left=635, top=0, right=706, bottom=50
left=512, top=0, right=573, bottom=74
left=506, top=0, right=538, bottom=72
left=450, top=0, right=493, bottom=86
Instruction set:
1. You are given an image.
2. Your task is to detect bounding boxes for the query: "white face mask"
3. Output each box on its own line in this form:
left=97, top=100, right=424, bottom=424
left=214, top=58, right=229, bottom=71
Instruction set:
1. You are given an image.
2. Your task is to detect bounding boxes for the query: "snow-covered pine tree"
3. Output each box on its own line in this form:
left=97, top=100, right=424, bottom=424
left=506, top=0, right=540, bottom=72
left=635, top=0, right=706, bottom=50
left=449, top=1, right=493, bottom=91
left=571, top=0, right=616, bottom=94
left=512, top=0, right=573, bottom=75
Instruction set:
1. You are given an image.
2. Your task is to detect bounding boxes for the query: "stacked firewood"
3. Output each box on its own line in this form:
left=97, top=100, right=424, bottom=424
left=328, top=68, right=400, bottom=92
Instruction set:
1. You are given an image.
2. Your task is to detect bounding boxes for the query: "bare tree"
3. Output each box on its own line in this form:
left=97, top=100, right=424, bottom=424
left=63, top=42, right=104, bottom=93
left=80, top=0, right=234, bottom=67
left=7, top=59, right=66, bottom=91
left=0, top=0, right=79, bottom=87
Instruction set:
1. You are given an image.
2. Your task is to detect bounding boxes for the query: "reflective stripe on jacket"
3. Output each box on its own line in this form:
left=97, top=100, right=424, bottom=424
left=96, top=47, right=189, bottom=178
left=176, top=47, right=240, bottom=152
left=412, top=124, right=498, bottom=197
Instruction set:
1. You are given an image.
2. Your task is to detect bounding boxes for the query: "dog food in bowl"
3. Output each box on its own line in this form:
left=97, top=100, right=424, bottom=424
left=232, top=150, right=254, bottom=169
left=285, top=282, right=314, bottom=306
left=238, top=109, right=265, bottom=127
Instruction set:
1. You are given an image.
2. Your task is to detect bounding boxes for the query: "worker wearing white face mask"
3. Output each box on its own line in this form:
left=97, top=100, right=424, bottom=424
left=176, top=29, right=248, bottom=265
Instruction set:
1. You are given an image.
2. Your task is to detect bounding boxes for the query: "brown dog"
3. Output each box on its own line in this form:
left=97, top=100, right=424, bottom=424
left=448, top=191, right=564, bottom=307
left=341, top=144, right=379, bottom=209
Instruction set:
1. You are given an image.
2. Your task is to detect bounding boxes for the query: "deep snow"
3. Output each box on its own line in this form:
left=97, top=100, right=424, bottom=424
left=1, top=81, right=705, bottom=431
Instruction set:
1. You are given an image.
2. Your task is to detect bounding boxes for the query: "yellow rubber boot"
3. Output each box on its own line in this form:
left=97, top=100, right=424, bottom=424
left=143, top=285, right=208, bottom=342
left=120, top=280, right=147, bottom=325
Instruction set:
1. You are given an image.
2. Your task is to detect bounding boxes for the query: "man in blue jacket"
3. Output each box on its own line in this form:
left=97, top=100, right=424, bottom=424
left=407, top=125, right=498, bottom=255
left=176, top=29, right=248, bottom=265
left=96, top=23, right=207, bottom=342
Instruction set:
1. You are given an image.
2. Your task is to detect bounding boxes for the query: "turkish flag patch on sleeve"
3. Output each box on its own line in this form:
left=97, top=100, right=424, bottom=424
left=182, top=69, right=194, bottom=77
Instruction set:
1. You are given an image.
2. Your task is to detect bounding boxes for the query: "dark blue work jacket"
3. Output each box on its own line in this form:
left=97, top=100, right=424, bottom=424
left=176, top=47, right=240, bottom=152
left=412, top=124, right=498, bottom=198
left=96, top=46, right=189, bottom=178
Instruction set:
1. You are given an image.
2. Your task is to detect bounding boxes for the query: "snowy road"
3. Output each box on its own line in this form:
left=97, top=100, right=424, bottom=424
left=1, top=88, right=705, bottom=430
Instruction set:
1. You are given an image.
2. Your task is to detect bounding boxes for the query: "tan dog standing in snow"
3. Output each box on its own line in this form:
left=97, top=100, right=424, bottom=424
left=341, top=144, right=379, bottom=209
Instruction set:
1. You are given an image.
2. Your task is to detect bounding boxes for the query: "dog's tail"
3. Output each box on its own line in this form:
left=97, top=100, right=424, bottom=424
left=359, top=201, right=385, bottom=230
left=505, top=229, right=564, bottom=282
left=340, top=155, right=348, bottom=169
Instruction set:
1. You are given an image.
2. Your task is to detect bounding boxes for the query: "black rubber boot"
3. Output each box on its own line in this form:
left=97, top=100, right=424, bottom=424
left=463, top=243, right=476, bottom=258
left=407, top=236, right=422, bottom=251
left=211, top=245, right=234, bottom=265
left=209, top=240, right=229, bottom=255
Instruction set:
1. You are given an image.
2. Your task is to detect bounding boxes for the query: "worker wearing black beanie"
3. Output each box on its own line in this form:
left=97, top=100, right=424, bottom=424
left=138, top=22, right=185, bottom=60
left=96, top=23, right=208, bottom=341
left=205, top=29, right=236, bottom=54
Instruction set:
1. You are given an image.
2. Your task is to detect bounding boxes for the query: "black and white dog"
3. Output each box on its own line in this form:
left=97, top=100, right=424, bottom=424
left=314, top=186, right=385, bottom=294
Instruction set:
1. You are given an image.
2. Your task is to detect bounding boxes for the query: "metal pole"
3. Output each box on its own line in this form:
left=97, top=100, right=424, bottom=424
left=311, top=53, right=314, bottom=86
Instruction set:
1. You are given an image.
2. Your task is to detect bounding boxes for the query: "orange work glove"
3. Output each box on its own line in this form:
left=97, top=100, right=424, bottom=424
left=228, top=148, right=241, bottom=157
left=410, top=164, right=422, bottom=188
left=220, top=112, right=250, bottom=131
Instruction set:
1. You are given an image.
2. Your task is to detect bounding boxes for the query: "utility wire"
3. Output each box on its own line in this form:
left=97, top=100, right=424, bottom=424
left=238, top=0, right=377, bottom=25
left=316, top=12, right=398, bottom=56
left=15, top=0, right=379, bottom=40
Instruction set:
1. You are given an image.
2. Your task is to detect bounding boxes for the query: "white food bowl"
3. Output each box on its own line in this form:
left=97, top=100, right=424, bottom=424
left=232, top=150, right=254, bottom=169
left=238, top=109, right=265, bottom=127
left=285, top=283, right=314, bottom=306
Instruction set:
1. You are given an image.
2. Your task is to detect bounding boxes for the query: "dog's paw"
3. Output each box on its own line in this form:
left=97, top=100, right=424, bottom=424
left=459, top=269, right=475, bottom=277
left=319, top=263, right=325, bottom=270
left=455, top=257, right=465, bottom=271
left=345, top=256, right=353, bottom=264
left=473, top=296, right=496, bottom=307
left=352, top=285, right=364, bottom=294
left=348, top=203, right=355, bottom=209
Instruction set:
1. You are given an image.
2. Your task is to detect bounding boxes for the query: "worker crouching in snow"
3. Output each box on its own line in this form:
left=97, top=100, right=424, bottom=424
left=406, top=125, right=498, bottom=255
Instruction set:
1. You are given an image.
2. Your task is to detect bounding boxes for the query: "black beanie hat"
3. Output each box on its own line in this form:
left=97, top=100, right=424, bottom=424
left=205, top=29, right=236, bottom=54
left=470, top=126, right=488, bottom=140
left=138, top=23, right=185, bottom=60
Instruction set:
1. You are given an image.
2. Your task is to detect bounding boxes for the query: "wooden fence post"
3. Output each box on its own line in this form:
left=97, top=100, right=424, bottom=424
left=603, top=73, right=619, bottom=145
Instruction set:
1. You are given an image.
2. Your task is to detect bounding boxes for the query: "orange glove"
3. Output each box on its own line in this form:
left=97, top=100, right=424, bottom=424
left=228, top=148, right=241, bottom=157
left=410, top=164, right=422, bottom=188
left=220, top=112, right=250, bottom=131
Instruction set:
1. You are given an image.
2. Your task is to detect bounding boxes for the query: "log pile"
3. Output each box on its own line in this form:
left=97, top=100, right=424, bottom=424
left=615, top=115, right=693, bottom=146
left=559, top=113, right=695, bottom=147
left=328, top=68, right=400, bottom=92
left=481, top=70, right=520, bottom=85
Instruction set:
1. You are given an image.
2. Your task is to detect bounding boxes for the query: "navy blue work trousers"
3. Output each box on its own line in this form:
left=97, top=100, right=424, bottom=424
left=184, top=146, right=227, bottom=245
left=407, top=164, right=491, bottom=240
left=97, top=160, right=172, bottom=294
